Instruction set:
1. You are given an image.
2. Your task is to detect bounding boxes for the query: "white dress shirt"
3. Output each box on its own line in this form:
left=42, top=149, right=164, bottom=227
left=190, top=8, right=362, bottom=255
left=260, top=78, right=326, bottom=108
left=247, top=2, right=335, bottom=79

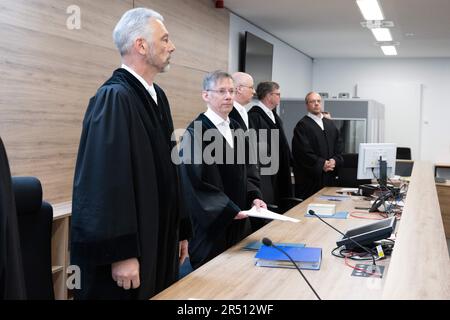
left=233, top=101, right=249, bottom=129
left=204, top=108, right=234, bottom=148
left=307, top=112, right=324, bottom=131
left=121, top=64, right=158, bottom=105
left=257, top=101, right=276, bottom=124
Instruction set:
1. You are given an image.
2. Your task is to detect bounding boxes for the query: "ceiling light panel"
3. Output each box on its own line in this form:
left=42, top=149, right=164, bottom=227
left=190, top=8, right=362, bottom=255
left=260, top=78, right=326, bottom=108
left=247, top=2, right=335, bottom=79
left=371, top=28, right=392, bottom=41
left=356, top=0, right=384, bottom=20
left=381, top=45, right=397, bottom=56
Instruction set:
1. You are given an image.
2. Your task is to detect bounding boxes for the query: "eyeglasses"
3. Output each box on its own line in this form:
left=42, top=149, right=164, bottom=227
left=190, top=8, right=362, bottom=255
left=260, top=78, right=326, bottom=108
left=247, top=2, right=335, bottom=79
left=207, top=89, right=236, bottom=96
left=239, top=85, right=254, bottom=90
left=271, top=92, right=281, bottom=97
left=308, top=99, right=322, bottom=104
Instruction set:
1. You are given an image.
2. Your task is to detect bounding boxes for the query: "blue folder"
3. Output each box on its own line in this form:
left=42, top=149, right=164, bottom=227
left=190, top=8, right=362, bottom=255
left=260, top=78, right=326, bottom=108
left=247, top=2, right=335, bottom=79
left=243, top=241, right=305, bottom=251
left=255, top=245, right=322, bottom=270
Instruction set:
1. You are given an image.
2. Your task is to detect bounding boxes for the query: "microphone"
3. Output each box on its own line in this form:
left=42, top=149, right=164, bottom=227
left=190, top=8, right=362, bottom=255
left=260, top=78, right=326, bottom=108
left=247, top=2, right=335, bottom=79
left=308, top=210, right=377, bottom=270
left=261, top=237, right=321, bottom=300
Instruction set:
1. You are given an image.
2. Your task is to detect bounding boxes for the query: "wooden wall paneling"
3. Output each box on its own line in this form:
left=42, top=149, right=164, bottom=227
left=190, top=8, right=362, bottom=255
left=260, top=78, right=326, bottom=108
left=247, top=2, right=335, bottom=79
left=158, top=65, right=205, bottom=131
left=0, top=0, right=133, bottom=203
left=0, top=0, right=133, bottom=50
left=136, top=0, right=230, bottom=134
left=0, top=0, right=230, bottom=204
left=136, top=0, right=229, bottom=72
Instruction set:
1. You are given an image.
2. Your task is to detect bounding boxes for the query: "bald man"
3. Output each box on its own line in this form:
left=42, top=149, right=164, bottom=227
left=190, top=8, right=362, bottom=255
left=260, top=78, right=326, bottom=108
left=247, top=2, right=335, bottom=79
left=230, top=72, right=255, bottom=131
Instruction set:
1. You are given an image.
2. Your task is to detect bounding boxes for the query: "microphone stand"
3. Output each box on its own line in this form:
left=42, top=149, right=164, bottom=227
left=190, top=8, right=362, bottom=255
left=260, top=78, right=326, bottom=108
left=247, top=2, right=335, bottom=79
left=262, top=238, right=321, bottom=300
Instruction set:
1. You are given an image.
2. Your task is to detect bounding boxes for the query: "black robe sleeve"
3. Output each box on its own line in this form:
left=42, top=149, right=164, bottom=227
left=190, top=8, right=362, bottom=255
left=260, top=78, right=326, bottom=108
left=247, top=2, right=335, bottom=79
left=178, top=199, right=193, bottom=241
left=246, top=161, right=262, bottom=207
left=179, top=127, right=241, bottom=233
left=71, top=87, right=142, bottom=265
left=233, top=118, right=262, bottom=207
left=329, top=121, right=344, bottom=168
left=292, top=121, right=327, bottom=177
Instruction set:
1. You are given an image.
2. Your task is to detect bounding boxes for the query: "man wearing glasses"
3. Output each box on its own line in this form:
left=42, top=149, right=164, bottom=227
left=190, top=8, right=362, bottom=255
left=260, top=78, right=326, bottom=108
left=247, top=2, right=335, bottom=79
left=292, top=92, right=343, bottom=200
left=178, top=70, right=265, bottom=269
left=248, top=81, right=293, bottom=226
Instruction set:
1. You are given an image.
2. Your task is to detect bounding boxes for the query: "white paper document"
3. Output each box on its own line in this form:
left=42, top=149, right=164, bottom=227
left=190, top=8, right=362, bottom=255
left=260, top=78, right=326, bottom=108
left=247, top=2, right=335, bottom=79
left=243, top=206, right=300, bottom=223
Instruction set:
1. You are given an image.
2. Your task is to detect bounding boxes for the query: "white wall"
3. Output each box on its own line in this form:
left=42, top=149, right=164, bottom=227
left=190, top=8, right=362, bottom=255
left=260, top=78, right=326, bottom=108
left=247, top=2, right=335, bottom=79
left=229, top=13, right=313, bottom=99
left=313, top=58, right=450, bottom=164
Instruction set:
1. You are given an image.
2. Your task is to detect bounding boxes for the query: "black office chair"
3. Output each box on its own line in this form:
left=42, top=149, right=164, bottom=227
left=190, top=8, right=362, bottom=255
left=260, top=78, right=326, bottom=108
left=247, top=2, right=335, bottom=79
left=396, top=147, right=412, bottom=160
left=337, top=153, right=372, bottom=188
left=395, top=160, right=414, bottom=176
left=250, top=173, right=302, bottom=232
left=12, top=177, right=54, bottom=300
left=260, top=175, right=302, bottom=214
left=0, top=137, right=26, bottom=299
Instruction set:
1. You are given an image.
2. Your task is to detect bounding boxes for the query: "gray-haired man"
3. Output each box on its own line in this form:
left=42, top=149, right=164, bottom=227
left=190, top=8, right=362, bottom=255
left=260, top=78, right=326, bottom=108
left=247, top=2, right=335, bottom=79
left=178, top=70, right=265, bottom=269
left=71, top=8, right=191, bottom=300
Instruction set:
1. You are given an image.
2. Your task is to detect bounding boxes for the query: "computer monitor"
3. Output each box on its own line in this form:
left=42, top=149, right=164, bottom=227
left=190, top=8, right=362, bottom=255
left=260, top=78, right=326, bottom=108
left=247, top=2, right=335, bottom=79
left=357, top=143, right=397, bottom=184
left=336, top=217, right=396, bottom=250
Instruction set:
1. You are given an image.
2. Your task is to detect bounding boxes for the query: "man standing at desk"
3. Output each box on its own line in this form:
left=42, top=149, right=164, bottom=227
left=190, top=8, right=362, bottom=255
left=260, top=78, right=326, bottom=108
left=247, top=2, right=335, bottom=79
left=179, top=70, right=265, bottom=269
left=248, top=81, right=293, bottom=211
left=292, top=92, right=343, bottom=199
left=230, top=72, right=255, bottom=131
left=71, top=8, right=190, bottom=300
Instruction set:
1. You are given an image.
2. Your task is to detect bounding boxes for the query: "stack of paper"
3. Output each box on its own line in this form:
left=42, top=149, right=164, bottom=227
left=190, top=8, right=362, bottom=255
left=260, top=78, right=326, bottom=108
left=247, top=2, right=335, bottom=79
left=243, top=206, right=300, bottom=223
left=307, top=203, right=336, bottom=217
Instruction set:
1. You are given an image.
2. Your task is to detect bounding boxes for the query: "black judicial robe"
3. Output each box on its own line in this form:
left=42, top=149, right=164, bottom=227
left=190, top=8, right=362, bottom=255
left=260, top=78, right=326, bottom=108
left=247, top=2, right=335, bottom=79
left=229, top=106, right=248, bottom=131
left=292, top=116, right=344, bottom=200
left=0, top=137, right=26, bottom=299
left=248, top=106, right=293, bottom=206
left=179, top=114, right=262, bottom=269
left=71, top=68, right=191, bottom=300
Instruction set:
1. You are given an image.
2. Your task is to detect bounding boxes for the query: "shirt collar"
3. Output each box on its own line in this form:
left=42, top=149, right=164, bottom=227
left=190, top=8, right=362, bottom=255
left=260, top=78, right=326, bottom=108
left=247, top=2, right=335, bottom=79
left=233, top=101, right=246, bottom=113
left=257, top=101, right=276, bottom=122
left=121, top=64, right=153, bottom=93
left=204, top=107, right=230, bottom=127
left=307, top=112, right=324, bottom=121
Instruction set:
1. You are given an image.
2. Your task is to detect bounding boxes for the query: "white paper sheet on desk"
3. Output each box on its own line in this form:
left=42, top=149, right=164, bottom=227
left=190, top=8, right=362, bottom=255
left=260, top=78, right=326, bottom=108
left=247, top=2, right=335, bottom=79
left=243, top=207, right=300, bottom=223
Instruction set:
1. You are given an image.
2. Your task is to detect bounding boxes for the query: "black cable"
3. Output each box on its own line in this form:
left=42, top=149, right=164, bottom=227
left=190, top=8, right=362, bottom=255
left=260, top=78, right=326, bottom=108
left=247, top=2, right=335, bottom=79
left=270, top=245, right=322, bottom=300
left=331, top=246, right=377, bottom=260
left=340, top=248, right=376, bottom=261
left=331, top=240, right=395, bottom=261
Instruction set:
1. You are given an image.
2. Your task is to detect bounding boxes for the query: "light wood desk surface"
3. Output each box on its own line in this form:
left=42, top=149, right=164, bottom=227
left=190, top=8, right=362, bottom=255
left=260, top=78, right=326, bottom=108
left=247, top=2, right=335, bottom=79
left=154, top=188, right=389, bottom=300
left=383, top=162, right=450, bottom=299
left=153, top=161, right=449, bottom=300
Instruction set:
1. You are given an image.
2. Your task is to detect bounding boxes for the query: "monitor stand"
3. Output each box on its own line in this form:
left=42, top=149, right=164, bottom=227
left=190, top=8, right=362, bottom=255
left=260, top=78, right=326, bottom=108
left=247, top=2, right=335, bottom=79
left=379, top=156, right=387, bottom=189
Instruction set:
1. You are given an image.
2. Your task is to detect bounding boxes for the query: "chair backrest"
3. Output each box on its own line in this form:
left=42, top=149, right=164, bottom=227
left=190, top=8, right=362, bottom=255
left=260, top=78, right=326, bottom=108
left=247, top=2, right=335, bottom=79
left=396, top=147, right=412, bottom=160
left=0, top=138, right=26, bottom=299
left=12, top=177, right=54, bottom=300
left=337, top=153, right=372, bottom=187
left=395, top=160, right=414, bottom=176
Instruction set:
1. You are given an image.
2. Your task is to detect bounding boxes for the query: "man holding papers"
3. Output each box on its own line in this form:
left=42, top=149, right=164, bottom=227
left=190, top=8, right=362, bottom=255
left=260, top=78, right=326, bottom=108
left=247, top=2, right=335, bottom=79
left=178, top=71, right=266, bottom=269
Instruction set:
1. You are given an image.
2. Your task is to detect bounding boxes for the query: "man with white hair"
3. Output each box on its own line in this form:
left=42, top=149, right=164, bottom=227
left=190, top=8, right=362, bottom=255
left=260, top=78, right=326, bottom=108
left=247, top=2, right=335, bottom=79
left=71, top=8, right=191, bottom=300
left=230, top=72, right=255, bottom=131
